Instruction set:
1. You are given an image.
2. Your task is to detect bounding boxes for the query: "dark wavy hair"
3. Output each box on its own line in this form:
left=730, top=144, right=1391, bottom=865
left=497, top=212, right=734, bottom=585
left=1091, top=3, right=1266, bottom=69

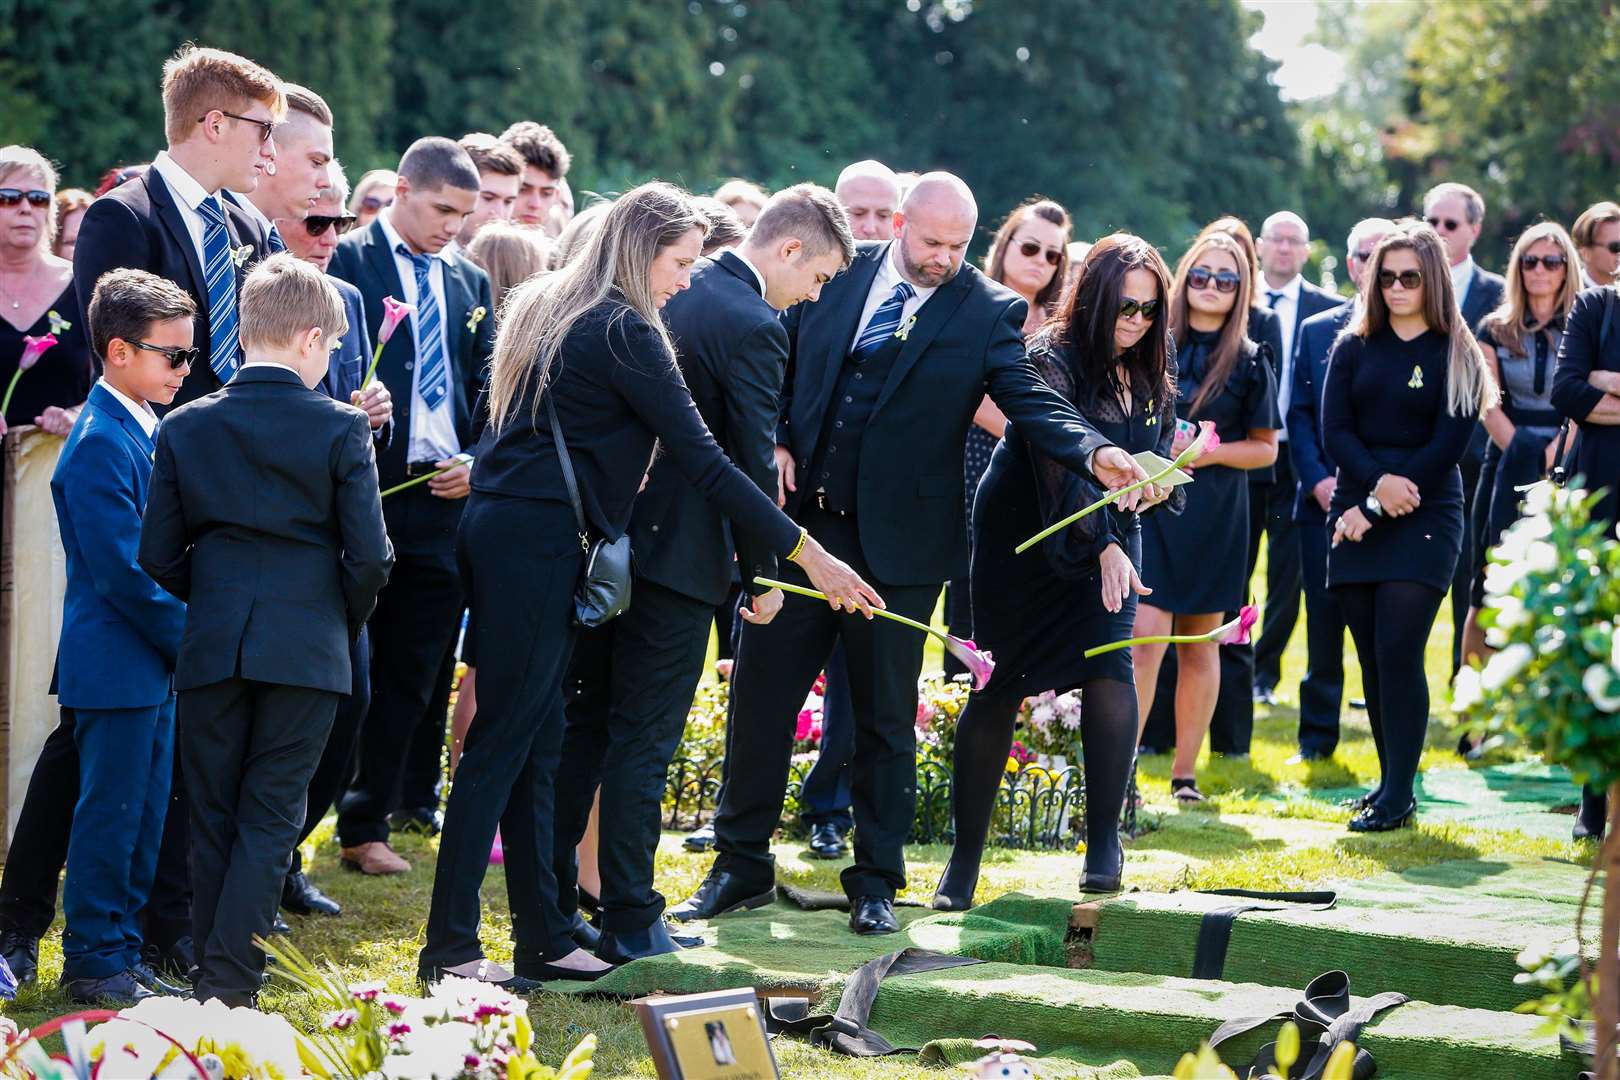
left=1050, top=232, right=1174, bottom=410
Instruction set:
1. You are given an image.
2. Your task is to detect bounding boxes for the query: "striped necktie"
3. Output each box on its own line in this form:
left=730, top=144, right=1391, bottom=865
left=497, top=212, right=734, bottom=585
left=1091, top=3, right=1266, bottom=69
left=267, top=225, right=286, bottom=253
left=853, top=281, right=915, bottom=360
left=399, top=244, right=449, bottom=409
left=197, top=196, right=241, bottom=382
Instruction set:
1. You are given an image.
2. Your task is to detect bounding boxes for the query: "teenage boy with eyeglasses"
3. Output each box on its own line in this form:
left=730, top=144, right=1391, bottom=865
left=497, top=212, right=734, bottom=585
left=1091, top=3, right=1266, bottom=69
left=51, top=269, right=199, bottom=1006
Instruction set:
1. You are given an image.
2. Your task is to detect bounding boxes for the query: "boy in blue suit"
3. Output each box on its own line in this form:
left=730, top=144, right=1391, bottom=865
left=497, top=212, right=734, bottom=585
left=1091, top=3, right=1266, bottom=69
left=52, top=269, right=198, bottom=1005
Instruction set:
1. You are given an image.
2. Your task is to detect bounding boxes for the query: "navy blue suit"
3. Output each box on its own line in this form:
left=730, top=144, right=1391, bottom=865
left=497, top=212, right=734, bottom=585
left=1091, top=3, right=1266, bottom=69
left=51, top=384, right=185, bottom=979
left=1286, top=301, right=1355, bottom=755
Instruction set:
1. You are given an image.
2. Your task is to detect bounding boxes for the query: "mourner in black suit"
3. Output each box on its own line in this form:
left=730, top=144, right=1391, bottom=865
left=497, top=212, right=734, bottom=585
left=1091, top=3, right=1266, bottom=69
left=138, top=256, right=394, bottom=1005
left=552, top=187, right=856, bottom=963
left=327, top=140, right=496, bottom=872
left=674, top=175, right=1138, bottom=937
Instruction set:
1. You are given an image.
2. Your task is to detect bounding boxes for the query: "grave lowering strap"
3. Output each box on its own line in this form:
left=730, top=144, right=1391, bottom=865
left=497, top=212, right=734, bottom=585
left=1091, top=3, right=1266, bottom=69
left=764, top=947, right=983, bottom=1056
left=1208, top=969, right=1408, bottom=1080
left=1191, top=888, right=1338, bottom=980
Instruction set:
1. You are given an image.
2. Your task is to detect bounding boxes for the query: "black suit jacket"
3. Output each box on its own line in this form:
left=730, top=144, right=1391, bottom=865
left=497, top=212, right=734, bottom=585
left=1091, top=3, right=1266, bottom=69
left=1291, top=281, right=1344, bottom=357
left=1552, top=285, right=1620, bottom=524
left=138, top=365, right=394, bottom=695
left=631, top=252, right=786, bottom=606
left=1287, top=300, right=1355, bottom=522
left=327, top=220, right=496, bottom=491
left=1458, top=264, right=1509, bottom=470
left=72, top=167, right=271, bottom=409
left=777, top=241, right=1113, bottom=586
left=1246, top=305, right=1287, bottom=486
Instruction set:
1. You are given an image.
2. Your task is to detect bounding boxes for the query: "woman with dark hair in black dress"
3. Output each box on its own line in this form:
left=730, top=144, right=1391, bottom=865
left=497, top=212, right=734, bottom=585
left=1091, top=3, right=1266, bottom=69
left=933, top=233, right=1181, bottom=907
left=1324, top=221, right=1496, bottom=833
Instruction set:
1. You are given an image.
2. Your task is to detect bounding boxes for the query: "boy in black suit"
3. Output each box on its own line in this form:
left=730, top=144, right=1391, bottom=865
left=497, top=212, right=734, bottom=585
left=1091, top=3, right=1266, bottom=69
left=138, top=254, right=394, bottom=1005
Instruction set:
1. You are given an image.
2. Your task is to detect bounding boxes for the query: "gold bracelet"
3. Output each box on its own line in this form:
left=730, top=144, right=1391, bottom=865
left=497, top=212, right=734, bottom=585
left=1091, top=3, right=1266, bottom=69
left=786, top=528, right=808, bottom=562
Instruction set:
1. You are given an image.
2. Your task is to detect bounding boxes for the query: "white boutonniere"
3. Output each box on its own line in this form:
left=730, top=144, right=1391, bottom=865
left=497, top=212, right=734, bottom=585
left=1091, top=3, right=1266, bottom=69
left=466, top=305, right=487, bottom=333
left=893, top=313, right=918, bottom=342
left=232, top=244, right=254, bottom=268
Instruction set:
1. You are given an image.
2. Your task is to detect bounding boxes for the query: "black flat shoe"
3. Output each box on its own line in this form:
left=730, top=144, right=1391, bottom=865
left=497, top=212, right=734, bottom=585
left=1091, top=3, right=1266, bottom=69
left=419, top=958, right=544, bottom=993
left=1078, top=852, right=1124, bottom=895
left=596, top=920, right=685, bottom=965
left=512, top=956, right=619, bottom=983
left=930, top=890, right=974, bottom=912
left=669, top=870, right=775, bottom=922
left=930, top=859, right=978, bottom=911
left=849, top=896, right=899, bottom=935
left=1347, top=800, right=1416, bottom=833
left=1339, top=788, right=1381, bottom=811
left=1574, top=817, right=1605, bottom=841
left=0, top=929, right=38, bottom=986
left=568, top=911, right=601, bottom=951
left=806, top=822, right=848, bottom=859
left=282, top=871, right=342, bottom=917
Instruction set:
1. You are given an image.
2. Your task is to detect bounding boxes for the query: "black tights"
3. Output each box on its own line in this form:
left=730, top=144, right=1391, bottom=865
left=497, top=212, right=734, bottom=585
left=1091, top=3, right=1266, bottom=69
left=937, top=677, right=1138, bottom=902
left=1335, top=580, right=1444, bottom=814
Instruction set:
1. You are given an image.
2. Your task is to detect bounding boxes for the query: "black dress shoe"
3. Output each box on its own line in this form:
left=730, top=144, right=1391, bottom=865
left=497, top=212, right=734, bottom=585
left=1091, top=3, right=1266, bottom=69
left=64, top=968, right=155, bottom=1007
left=596, top=920, right=685, bottom=964
left=0, top=929, right=38, bottom=986
left=1078, top=851, right=1124, bottom=894
left=271, top=913, right=291, bottom=935
left=683, top=823, right=717, bottom=852
left=669, top=870, right=776, bottom=922
left=1347, top=799, right=1416, bottom=833
left=282, top=871, right=342, bottom=917
left=130, top=959, right=189, bottom=997
left=419, top=958, right=544, bottom=993
left=806, top=822, right=848, bottom=859
left=849, top=896, right=899, bottom=935
left=568, top=911, right=601, bottom=951
left=511, top=956, right=619, bottom=984
left=930, top=889, right=973, bottom=912
left=390, top=805, right=444, bottom=836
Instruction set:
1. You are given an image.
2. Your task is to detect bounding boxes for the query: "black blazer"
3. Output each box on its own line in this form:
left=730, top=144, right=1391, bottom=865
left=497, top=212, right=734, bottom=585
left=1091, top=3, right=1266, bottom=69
left=138, top=365, right=395, bottom=695
left=1292, top=280, right=1345, bottom=356
left=777, top=242, right=1113, bottom=586
left=71, top=167, right=271, bottom=410
left=327, top=219, right=496, bottom=491
left=1552, top=285, right=1620, bottom=524
left=1460, top=263, right=1507, bottom=331
left=1287, top=300, right=1355, bottom=522
left=1246, top=305, right=1287, bottom=486
left=631, top=252, right=786, bottom=606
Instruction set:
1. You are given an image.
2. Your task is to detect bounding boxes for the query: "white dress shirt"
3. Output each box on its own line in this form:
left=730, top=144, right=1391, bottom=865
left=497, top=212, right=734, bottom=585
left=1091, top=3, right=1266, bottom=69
left=379, top=210, right=460, bottom=464
left=1262, top=274, right=1303, bottom=437
left=849, top=243, right=937, bottom=353
left=98, top=377, right=160, bottom=440
left=1450, top=255, right=1477, bottom=310
left=149, top=151, right=217, bottom=270
left=729, top=249, right=767, bottom=297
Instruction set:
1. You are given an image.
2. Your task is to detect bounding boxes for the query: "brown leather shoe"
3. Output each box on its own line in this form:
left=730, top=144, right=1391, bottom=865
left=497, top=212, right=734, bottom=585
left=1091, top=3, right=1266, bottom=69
left=340, top=842, right=411, bottom=875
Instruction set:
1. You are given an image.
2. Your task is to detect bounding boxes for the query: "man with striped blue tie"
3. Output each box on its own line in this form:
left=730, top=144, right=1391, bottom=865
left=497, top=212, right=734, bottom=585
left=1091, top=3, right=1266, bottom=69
left=328, top=137, right=497, bottom=877
left=675, top=173, right=1150, bottom=935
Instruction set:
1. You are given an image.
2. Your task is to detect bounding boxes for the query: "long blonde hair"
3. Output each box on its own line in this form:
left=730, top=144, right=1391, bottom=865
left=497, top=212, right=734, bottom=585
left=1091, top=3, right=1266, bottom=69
left=1351, top=220, right=1497, bottom=417
left=1478, top=221, right=1581, bottom=357
left=1169, top=232, right=1254, bottom=415
left=487, top=182, right=708, bottom=433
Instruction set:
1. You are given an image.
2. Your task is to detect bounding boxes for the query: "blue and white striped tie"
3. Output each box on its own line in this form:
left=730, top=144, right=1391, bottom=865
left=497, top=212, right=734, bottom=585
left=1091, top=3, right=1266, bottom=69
left=198, top=196, right=241, bottom=382
left=266, top=225, right=286, bottom=253
left=399, top=244, right=449, bottom=409
left=853, top=281, right=915, bottom=360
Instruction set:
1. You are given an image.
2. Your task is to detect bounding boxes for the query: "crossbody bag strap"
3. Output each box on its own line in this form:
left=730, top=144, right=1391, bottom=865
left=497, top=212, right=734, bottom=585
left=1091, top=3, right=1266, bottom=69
left=545, top=390, right=590, bottom=551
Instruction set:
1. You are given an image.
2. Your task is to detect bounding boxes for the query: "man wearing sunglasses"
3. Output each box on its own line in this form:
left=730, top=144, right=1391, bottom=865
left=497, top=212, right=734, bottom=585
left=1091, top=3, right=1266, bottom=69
left=72, top=46, right=285, bottom=415
left=1420, top=181, right=1505, bottom=675
left=1573, top=201, right=1620, bottom=290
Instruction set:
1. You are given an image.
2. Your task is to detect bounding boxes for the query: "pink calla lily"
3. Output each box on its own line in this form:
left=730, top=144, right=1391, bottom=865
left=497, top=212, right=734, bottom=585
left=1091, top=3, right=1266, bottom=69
left=2, top=334, right=58, bottom=419
left=1083, top=603, right=1260, bottom=659
left=943, top=635, right=997, bottom=691
left=1211, top=604, right=1260, bottom=646
left=361, top=297, right=415, bottom=391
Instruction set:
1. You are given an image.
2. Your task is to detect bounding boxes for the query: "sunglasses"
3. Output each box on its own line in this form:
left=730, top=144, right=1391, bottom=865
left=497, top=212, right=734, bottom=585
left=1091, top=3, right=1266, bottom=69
left=1016, top=239, right=1062, bottom=267
left=199, top=110, right=276, bottom=144
left=1377, top=269, right=1423, bottom=290
left=1600, top=241, right=1620, bottom=255
left=304, top=213, right=359, bottom=238
left=361, top=195, right=392, bottom=212
left=0, top=188, right=51, bottom=209
left=1353, top=248, right=1376, bottom=262
left=1520, top=253, right=1567, bottom=271
left=1187, top=266, right=1241, bottom=294
left=1118, top=297, right=1160, bottom=320
left=1425, top=215, right=1462, bottom=232
left=128, top=339, right=200, bottom=369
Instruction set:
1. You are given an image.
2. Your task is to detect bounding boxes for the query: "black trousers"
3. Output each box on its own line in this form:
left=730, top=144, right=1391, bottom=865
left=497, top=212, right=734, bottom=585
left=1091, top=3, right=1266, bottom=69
left=1295, top=516, right=1345, bottom=756
left=713, top=506, right=936, bottom=901
left=0, top=708, right=191, bottom=952
left=422, top=495, right=582, bottom=972
left=1451, top=432, right=1486, bottom=673
left=180, top=678, right=336, bottom=1005
left=799, top=642, right=856, bottom=830
left=292, top=627, right=370, bottom=875
left=1252, top=453, right=1302, bottom=691
left=338, top=546, right=464, bottom=847
left=400, top=642, right=456, bottom=815
left=553, top=579, right=713, bottom=932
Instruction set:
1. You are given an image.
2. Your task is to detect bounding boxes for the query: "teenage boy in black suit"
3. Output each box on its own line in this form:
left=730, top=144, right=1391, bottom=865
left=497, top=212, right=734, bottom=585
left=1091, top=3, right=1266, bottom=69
left=139, top=254, right=394, bottom=1005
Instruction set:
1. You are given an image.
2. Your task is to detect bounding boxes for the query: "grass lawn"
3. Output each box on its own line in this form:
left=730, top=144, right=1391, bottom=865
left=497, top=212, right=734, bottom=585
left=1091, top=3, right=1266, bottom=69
left=0, top=545, right=1593, bottom=1076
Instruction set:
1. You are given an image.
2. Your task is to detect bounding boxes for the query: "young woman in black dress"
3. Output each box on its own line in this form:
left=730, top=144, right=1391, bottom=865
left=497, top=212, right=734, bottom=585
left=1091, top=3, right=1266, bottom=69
left=1324, top=220, right=1496, bottom=832
left=933, top=233, right=1179, bottom=907
left=1134, top=232, right=1280, bottom=802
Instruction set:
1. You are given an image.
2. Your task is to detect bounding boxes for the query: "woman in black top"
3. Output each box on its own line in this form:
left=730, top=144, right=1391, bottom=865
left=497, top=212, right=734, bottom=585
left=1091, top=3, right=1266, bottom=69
left=419, top=183, right=879, bottom=989
left=1324, top=221, right=1496, bottom=833
left=933, top=234, right=1179, bottom=907
left=1134, top=232, right=1279, bottom=802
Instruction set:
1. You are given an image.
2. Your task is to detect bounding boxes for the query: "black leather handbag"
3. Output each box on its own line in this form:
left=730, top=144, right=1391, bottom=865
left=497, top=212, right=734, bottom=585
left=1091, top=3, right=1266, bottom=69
left=546, top=391, right=632, bottom=627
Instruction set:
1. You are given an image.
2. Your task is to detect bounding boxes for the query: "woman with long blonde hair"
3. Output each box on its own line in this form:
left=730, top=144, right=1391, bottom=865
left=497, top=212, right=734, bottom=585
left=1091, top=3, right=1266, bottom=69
left=1323, top=220, right=1496, bottom=833
left=1133, top=231, right=1280, bottom=803
left=420, top=182, right=880, bottom=990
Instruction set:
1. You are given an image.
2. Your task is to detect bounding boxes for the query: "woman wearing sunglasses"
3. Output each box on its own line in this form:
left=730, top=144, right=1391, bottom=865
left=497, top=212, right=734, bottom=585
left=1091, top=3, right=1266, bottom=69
left=933, top=233, right=1178, bottom=907
left=0, top=146, right=94, bottom=438
left=1132, top=232, right=1279, bottom=802
left=1323, top=221, right=1496, bottom=833
left=1461, top=222, right=1580, bottom=666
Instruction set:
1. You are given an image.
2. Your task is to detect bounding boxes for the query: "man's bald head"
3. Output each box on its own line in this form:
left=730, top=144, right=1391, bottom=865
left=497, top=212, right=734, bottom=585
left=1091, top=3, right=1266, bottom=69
left=835, top=159, right=901, bottom=241
left=892, top=171, right=977, bottom=288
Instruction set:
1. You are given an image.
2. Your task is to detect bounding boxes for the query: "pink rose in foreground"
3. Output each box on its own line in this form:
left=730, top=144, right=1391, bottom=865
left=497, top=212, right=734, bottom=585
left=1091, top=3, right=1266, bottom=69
left=943, top=635, right=996, bottom=691
left=1211, top=604, right=1260, bottom=646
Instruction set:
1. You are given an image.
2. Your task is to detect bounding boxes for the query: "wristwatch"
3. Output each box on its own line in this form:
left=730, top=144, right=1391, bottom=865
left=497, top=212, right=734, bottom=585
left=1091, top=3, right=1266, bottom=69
left=1365, top=493, right=1383, bottom=517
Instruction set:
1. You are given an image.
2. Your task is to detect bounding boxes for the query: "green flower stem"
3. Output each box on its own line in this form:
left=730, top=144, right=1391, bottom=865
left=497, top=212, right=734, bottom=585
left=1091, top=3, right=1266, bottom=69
left=1015, top=446, right=1199, bottom=555
left=380, top=459, right=468, bottom=498
left=754, top=575, right=936, bottom=638
left=360, top=340, right=384, bottom=391
left=1083, top=631, right=1214, bottom=659
left=0, top=369, right=22, bottom=418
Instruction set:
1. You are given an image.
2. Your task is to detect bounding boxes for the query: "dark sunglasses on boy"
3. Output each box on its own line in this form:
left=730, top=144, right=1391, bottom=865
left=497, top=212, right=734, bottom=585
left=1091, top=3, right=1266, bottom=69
left=304, top=213, right=359, bottom=238
left=0, top=188, right=51, bottom=209
left=128, top=340, right=202, bottom=369
left=1118, top=297, right=1160, bottom=320
left=1016, top=240, right=1062, bottom=267
left=1187, top=267, right=1241, bottom=294
left=1377, top=269, right=1423, bottom=290
left=1520, top=253, right=1567, bottom=271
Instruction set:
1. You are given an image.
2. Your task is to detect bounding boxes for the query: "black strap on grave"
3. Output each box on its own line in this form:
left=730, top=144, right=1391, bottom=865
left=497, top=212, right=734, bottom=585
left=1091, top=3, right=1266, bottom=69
left=1208, top=969, right=1407, bottom=1080
left=1191, top=888, right=1338, bottom=980
left=764, top=947, right=983, bottom=1056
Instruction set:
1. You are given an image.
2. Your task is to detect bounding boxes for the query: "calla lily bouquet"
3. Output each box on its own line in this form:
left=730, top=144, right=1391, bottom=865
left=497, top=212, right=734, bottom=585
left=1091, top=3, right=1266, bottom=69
left=2, top=331, right=59, bottom=418
left=361, top=296, right=415, bottom=391
left=754, top=576, right=996, bottom=689
left=1015, top=420, right=1218, bottom=555
left=1083, top=603, right=1258, bottom=659
left=380, top=452, right=474, bottom=498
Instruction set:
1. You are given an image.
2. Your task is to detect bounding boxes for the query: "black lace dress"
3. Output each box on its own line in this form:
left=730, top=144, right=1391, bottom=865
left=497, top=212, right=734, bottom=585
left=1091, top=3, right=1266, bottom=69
left=969, top=337, right=1185, bottom=692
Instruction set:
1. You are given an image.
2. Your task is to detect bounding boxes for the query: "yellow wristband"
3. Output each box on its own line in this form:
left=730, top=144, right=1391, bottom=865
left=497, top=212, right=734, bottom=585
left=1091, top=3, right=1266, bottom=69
left=786, top=528, right=808, bottom=562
